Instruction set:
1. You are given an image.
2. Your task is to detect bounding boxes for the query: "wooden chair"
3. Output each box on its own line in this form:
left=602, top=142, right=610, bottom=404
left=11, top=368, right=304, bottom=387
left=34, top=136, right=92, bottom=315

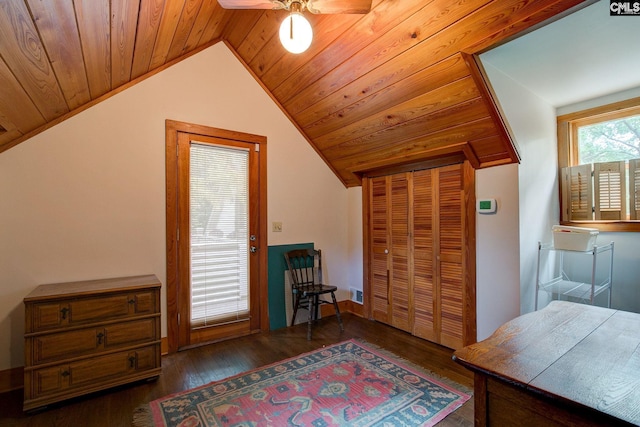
left=284, top=249, right=344, bottom=340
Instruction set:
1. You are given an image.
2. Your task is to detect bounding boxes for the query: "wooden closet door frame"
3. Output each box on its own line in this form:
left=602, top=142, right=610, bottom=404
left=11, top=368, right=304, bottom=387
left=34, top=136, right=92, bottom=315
left=362, top=161, right=476, bottom=348
left=461, top=160, right=477, bottom=347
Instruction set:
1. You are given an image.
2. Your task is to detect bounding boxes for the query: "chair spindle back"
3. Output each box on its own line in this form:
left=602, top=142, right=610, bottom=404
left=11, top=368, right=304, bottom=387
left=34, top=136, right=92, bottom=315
left=285, top=249, right=323, bottom=292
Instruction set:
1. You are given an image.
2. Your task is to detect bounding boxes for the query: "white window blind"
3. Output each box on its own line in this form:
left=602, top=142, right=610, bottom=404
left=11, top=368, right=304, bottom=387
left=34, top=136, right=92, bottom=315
left=190, top=143, right=249, bottom=328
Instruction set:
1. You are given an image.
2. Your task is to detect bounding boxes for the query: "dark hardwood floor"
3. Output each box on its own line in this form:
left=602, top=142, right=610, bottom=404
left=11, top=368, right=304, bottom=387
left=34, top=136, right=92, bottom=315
left=0, top=314, right=474, bottom=426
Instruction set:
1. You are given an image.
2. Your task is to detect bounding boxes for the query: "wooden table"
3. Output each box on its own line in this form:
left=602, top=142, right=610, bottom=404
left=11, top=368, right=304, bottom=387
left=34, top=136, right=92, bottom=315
left=453, top=301, right=640, bottom=426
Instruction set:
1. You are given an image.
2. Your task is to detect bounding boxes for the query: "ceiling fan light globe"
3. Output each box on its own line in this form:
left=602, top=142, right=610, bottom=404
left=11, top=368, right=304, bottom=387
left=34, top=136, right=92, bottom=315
left=279, top=12, right=312, bottom=54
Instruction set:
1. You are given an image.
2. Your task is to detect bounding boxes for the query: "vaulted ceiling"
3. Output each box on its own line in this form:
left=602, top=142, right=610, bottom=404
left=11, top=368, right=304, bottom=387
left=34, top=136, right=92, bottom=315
left=0, top=0, right=591, bottom=187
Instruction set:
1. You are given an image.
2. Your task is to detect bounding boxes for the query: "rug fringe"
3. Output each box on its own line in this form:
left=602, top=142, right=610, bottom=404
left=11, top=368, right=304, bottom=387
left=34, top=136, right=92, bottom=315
left=131, top=404, right=154, bottom=427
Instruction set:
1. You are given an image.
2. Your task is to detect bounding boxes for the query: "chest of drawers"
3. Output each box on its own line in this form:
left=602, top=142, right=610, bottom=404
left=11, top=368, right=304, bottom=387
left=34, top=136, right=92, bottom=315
left=23, top=275, right=162, bottom=411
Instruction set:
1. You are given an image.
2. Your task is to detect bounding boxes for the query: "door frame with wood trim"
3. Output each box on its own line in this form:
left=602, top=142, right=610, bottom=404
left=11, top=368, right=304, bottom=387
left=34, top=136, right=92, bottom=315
left=165, top=119, right=268, bottom=354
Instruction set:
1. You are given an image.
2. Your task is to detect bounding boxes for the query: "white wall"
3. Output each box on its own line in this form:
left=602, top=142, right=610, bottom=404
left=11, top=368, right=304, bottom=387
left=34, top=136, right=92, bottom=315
left=556, top=87, right=640, bottom=116
left=599, top=231, right=640, bottom=312
left=475, top=164, right=520, bottom=340
left=0, top=43, right=350, bottom=371
left=480, top=61, right=560, bottom=316
left=346, top=188, right=364, bottom=297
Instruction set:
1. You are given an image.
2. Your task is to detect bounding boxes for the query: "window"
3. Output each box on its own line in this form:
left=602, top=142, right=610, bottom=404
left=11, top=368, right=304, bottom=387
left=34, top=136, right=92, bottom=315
left=557, top=97, right=640, bottom=231
left=190, top=143, right=249, bottom=328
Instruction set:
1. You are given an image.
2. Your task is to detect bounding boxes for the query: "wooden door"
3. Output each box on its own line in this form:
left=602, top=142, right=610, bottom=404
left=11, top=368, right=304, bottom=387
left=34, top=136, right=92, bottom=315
left=434, top=164, right=467, bottom=349
left=370, top=176, right=391, bottom=324
left=390, top=173, right=411, bottom=332
left=364, top=162, right=476, bottom=349
left=166, top=120, right=268, bottom=353
left=412, top=169, right=436, bottom=342
left=368, top=172, right=412, bottom=333
left=176, top=133, right=260, bottom=349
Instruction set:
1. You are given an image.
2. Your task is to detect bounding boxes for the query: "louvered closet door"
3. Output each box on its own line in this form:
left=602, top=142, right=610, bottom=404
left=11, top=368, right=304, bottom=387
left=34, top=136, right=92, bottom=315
left=390, top=174, right=411, bottom=332
left=370, top=176, right=391, bottom=323
left=369, top=174, right=411, bottom=332
left=365, top=162, right=475, bottom=350
left=436, top=165, right=465, bottom=349
left=412, top=169, right=436, bottom=342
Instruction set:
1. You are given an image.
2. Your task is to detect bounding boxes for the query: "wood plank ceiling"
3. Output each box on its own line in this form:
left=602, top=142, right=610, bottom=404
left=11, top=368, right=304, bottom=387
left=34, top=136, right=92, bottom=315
left=0, top=0, right=590, bottom=187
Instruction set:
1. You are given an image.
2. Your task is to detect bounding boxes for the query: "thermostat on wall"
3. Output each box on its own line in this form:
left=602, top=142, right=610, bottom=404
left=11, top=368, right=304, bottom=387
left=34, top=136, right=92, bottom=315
left=477, top=199, right=497, bottom=214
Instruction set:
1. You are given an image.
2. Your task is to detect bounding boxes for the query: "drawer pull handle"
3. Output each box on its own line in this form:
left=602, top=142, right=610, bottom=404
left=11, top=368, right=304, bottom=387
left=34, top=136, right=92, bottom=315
left=60, top=307, right=69, bottom=320
left=61, top=370, right=70, bottom=378
left=96, top=332, right=105, bottom=345
left=128, top=356, right=136, bottom=369
left=128, top=299, right=136, bottom=305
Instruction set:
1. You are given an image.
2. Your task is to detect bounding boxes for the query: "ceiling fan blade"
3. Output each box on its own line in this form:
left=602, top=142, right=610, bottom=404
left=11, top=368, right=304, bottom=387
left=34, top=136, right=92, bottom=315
left=217, top=0, right=372, bottom=14
left=310, top=0, right=372, bottom=14
left=217, top=0, right=276, bottom=9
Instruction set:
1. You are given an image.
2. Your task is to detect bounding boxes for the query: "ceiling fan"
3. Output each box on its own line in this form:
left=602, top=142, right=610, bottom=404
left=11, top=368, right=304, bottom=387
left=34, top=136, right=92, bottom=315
left=218, top=0, right=373, bottom=53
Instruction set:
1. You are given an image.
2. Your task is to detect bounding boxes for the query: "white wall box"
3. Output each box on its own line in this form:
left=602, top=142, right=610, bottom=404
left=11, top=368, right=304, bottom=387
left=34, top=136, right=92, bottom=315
left=552, top=225, right=599, bottom=251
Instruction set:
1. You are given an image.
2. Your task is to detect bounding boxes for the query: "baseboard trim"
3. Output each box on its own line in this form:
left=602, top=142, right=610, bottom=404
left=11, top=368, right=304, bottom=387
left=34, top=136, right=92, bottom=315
left=346, top=300, right=365, bottom=317
left=320, top=299, right=364, bottom=318
left=161, top=336, right=168, bottom=355
left=0, top=365, right=23, bottom=394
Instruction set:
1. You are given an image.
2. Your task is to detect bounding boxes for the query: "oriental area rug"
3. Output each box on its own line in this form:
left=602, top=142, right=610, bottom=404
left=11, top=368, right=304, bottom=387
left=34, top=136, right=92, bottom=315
left=133, top=339, right=470, bottom=427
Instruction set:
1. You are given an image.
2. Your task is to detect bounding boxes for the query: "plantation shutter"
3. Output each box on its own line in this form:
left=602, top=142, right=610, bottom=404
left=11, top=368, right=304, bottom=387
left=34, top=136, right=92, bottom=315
left=594, top=161, right=626, bottom=220
left=630, top=159, right=640, bottom=220
left=561, top=164, right=593, bottom=221
left=190, top=143, right=249, bottom=328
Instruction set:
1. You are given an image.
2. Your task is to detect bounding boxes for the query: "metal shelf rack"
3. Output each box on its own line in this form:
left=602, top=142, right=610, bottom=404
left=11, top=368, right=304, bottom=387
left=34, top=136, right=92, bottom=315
left=535, top=242, right=614, bottom=310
